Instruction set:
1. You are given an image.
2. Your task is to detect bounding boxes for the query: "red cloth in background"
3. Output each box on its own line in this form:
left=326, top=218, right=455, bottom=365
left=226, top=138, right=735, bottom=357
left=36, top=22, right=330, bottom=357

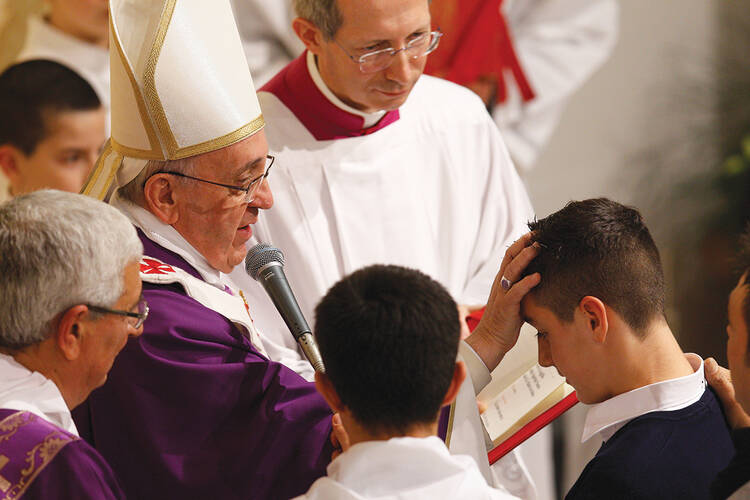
left=425, top=0, right=535, bottom=104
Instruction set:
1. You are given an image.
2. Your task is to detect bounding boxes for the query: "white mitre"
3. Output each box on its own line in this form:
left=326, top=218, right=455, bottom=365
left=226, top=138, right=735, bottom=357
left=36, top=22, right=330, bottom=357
left=82, top=0, right=264, bottom=201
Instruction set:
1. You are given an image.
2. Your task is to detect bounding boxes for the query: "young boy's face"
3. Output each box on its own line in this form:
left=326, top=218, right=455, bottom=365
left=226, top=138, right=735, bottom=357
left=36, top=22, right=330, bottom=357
left=522, top=294, right=605, bottom=404
left=8, top=108, right=106, bottom=196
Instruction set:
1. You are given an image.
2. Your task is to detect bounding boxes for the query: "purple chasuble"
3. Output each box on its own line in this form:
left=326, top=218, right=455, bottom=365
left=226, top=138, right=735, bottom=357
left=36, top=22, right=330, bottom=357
left=261, top=51, right=400, bottom=140
left=0, top=409, right=124, bottom=499
left=73, top=231, right=334, bottom=500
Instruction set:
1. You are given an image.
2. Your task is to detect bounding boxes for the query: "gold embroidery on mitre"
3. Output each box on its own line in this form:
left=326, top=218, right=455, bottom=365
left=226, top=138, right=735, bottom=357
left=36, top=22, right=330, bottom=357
left=110, top=13, right=164, bottom=159
left=142, top=0, right=180, bottom=158
left=81, top=139, right=113, bottom=197
left=111, top=138, right=166, bottom=161
left=0, top=412, right=77, bottom=500
left=172, top=115, right=266, bottom=160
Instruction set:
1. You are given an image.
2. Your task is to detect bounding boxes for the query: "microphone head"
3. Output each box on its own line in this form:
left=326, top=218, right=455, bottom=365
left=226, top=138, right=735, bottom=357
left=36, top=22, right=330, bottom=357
left=246, top=243, right=285, bottom=280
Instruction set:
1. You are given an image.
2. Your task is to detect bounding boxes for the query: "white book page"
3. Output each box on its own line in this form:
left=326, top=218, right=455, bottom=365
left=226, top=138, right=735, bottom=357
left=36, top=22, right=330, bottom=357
left=480, top=363, right=567, bottom=441
left=478, top=323, right=539, bottom=402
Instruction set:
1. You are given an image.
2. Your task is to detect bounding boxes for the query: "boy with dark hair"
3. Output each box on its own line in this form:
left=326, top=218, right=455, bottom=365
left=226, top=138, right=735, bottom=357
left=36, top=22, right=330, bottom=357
left=296, top=264, right=518, bottom=499
left=507, top=198, right=733, bottom=499
left=0, top=59, right=105, bottom=198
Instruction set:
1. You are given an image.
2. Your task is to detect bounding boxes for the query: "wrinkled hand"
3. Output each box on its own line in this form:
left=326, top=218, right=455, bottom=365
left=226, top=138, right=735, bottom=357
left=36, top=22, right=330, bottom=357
left=705, top=358, right=750, bottom=429
left=330, top=413, right=351, bottom=461
left=466, top=232, right=541, bottom=371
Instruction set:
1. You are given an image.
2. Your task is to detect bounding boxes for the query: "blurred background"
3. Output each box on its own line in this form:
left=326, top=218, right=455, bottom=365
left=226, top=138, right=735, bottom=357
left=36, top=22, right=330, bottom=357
left=2, top=0, right=748, bottom=496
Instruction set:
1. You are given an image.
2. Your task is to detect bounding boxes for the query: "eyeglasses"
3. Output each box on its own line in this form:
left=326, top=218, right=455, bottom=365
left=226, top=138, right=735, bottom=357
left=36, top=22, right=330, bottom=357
left=335, top=30, right=443, bottom=73
left=160, top=155, right=275, bottom=204
left=87, top=299, right=149, bottom=329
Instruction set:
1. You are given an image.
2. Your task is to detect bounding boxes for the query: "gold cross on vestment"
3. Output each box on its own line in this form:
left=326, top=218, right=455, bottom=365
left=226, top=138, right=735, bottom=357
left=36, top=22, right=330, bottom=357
left=0, top=454, right=11, bottom=492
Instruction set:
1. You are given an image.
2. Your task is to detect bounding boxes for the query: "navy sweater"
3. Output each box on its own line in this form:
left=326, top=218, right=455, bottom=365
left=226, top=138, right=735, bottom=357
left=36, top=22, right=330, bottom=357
left=566, top=388, right=733, bottom=500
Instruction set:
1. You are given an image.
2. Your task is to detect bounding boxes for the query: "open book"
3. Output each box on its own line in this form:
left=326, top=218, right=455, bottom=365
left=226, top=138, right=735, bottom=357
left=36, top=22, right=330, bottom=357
left=467, top=310, right=578, bottom=463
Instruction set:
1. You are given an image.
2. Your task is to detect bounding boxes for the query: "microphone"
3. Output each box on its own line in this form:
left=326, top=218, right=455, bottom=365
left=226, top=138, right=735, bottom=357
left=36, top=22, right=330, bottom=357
left=246, top=243, right=325, bottom=373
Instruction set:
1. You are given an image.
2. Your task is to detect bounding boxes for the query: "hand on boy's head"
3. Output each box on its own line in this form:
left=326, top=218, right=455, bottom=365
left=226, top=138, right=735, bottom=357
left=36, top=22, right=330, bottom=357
left=466, top=232, right=541, bottom=371
left=705, top=357, right=750, bottom=429
left=330, top=413, right=351, bottom=461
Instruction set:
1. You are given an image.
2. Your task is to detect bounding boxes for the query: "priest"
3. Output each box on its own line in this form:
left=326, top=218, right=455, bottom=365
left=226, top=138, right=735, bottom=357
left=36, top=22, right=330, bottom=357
left=74, top=1, right=335, bottom=499
left=0, top=190, right=143, bottom=499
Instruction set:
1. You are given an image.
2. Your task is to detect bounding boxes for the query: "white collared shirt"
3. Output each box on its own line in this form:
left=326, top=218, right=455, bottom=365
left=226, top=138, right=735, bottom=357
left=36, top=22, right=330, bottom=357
left=306, top=51, right=386, bottom=128
left=581, top=353, right=707, bottom=443
left=0, top=353, right=78, bottom=435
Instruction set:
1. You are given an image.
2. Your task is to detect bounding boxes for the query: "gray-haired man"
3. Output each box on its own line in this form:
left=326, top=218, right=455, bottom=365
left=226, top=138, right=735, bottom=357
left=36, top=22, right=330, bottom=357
left=0, top=189, right=143, bottom=499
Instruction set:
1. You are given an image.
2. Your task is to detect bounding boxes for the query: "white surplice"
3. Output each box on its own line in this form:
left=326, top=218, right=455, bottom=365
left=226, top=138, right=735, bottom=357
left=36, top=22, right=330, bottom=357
left=0, top=353, right=78, bottom=435
left=247, top=57, right=534, bottom=351
left=293, top=436, right=520, bottom=500
left=16, top=16, right=110, bottom=129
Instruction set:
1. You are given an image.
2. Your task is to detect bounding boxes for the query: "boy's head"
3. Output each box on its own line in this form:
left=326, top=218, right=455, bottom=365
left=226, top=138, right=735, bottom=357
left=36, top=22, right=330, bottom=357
left=314, top=264, right=465, bottom=436
left=0, top=60, right=105, bottom=196
left=726, top=229, right=750, bottom=412
left=520, top=198, right=666, bottom=403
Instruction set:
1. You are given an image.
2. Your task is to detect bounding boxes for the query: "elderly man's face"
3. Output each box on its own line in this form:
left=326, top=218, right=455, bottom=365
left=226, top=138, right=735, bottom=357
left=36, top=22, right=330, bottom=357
left=79, top=260, right=143, bottom=400
left=171, top=132, right=273, bottom=273
left=315, top=0, right=431, bottom=113
left=727, top=272, right=750, bottom=412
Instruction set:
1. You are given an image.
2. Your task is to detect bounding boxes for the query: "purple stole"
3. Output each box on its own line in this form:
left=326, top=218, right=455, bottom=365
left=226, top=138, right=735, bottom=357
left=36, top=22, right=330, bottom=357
left=0, top=410, right=77, bottom=499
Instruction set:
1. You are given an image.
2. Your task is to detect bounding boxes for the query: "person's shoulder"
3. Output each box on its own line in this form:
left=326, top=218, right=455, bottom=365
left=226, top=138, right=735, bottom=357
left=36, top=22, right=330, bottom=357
left=405, top=74, right=490, bottom=120
left=24, top=439, right=126, bottom=499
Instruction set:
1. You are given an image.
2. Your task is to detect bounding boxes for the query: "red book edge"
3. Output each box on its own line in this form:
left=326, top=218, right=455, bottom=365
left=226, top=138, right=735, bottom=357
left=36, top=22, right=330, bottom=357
left=487, top=391, right=579, bottom=464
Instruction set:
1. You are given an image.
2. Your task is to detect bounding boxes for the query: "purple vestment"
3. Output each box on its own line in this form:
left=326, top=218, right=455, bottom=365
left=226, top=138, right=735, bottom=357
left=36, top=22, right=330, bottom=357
left=73, top=233, right=334, bottom=500
left=0, top=409, right=124, bottom=499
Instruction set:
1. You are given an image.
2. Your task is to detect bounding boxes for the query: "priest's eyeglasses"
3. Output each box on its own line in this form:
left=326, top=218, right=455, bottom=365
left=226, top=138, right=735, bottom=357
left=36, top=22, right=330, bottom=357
left=160, top=155, right=275, bottom=204
left=87, top=299, right=149, bottom=329
left=336, top=30, right=443, bottom=73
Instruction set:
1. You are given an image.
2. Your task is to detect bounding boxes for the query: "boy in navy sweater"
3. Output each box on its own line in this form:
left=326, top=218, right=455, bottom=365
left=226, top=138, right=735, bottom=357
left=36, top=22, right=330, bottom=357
left=504, top=198, right=733, bottom=499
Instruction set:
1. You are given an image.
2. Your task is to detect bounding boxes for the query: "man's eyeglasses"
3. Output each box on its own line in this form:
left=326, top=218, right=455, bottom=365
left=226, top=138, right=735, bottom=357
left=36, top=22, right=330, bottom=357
left=336, top=30, right=443, bottom=73
left=160, top=155, right=275, bottom=204
left=87, top=299, right=149, bottom=329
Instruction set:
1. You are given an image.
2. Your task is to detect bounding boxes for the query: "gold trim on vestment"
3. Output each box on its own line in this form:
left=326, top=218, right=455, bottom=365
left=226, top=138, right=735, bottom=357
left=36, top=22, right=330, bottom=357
left=0, top=412, right=77, bottom=500
left=444, top=400, right=456, bottom=448
left=110, top=14, right=164, bottom=159
left=81, top=140, right=113, bottom=198
left=111, top=138, right=165, bottom=160
left=171, top=115, right=266, bottom=160
left=143, top=0, right=179, bottom=157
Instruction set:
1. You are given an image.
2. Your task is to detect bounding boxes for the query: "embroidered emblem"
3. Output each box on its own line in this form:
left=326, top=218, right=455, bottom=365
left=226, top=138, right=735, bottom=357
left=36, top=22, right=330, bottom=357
left=238, top=290, right=256, bottom=326
left=140, top=258, right=176, bottom=275
left=0, top=412, right=77, bottom=499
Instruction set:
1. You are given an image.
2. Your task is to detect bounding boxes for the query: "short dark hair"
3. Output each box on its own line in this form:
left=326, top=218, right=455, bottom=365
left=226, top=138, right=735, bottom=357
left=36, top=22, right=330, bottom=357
left=314, top=264, right=460, bottom=434
left=0, top=60, right=101, bottom=155
left=522, top=198, right=665, bottom=335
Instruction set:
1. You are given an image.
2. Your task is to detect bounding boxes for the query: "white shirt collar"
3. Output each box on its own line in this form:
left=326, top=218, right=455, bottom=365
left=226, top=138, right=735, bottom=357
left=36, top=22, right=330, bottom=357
left=581, top=353, right=707, bottom=443
left=111, top=194, right=227, bottom=289
left=306, top=51, right=386, bottom=128
left=0, top=354, right=78, bottom=436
